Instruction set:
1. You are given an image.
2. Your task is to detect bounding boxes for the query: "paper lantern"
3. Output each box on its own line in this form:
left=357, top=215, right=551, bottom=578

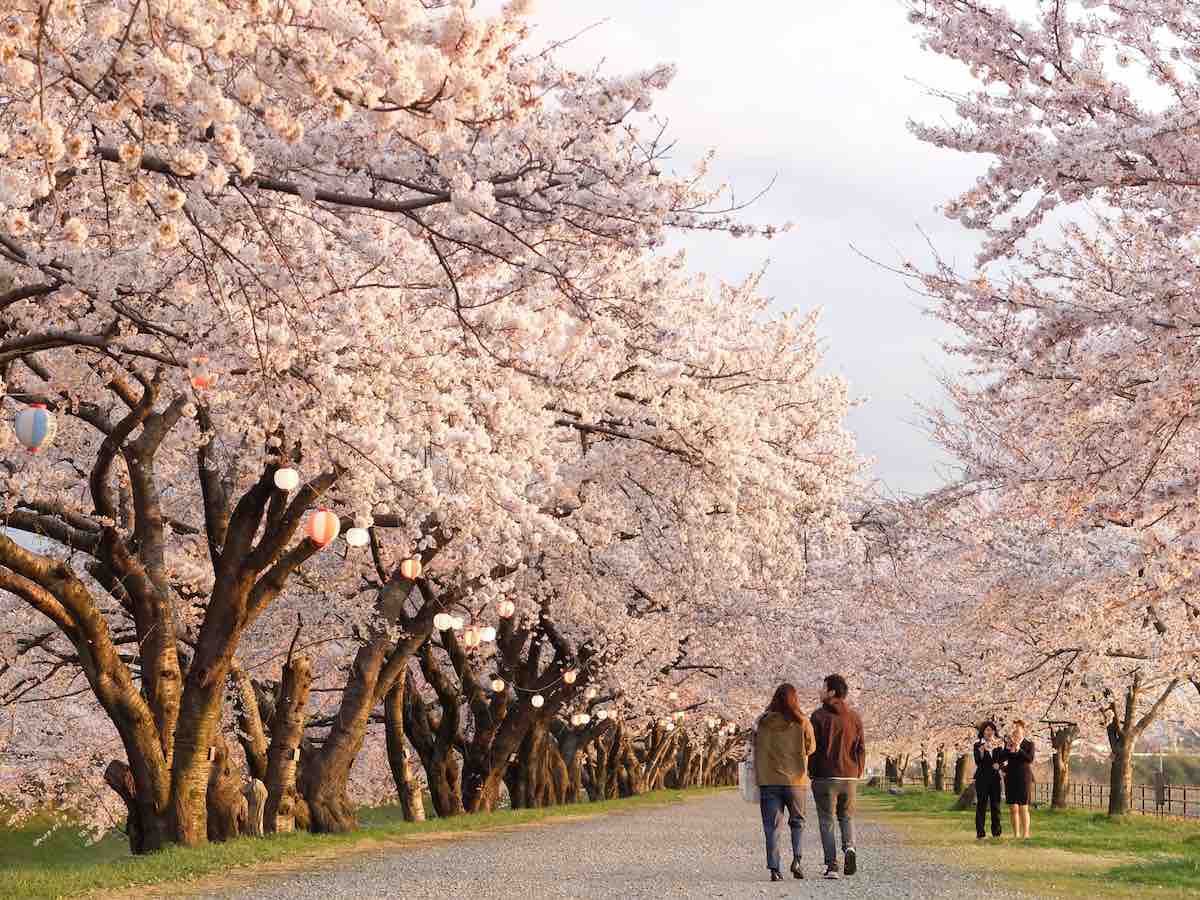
left=673, top=711, right=684, bottom=722
left=344, top=527, right=369, bottom=547
left=667, top=690, right=679, bottom=701
left=308, top=509, right=340, bottom=546
left=400, top=557, right=422, bottom=580
left=463, top=626, right=481, bottom=649
left=584, top=686, right=598, bottom=700
left=479, top=626, right=497, bottom=642
left=496, top=599, right=516, bottom=618
left=189, top=355, right=217, bottom=390
left=666, top=722, right=676, bottom=732
left=491, top=678, right=506, bottom=692
left=563, top=668, right=577, bottom=685
left=595, top=709, right=608, bottom=720
left=577, top=713, right=590, bottom=726
left=273, top=467, right=300, bottom=491
left=14, top=404, right=56, bottom=453
left=433, top=613, right=454, bottom=631
left=530, top=694, right=545, bottom=708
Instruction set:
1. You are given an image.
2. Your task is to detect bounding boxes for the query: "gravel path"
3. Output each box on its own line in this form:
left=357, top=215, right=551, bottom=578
left=189, top=792, right=1030, bottom=899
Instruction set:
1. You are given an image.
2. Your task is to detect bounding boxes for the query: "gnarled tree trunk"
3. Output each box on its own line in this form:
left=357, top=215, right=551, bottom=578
left=263, top=656, right=311, bottom=833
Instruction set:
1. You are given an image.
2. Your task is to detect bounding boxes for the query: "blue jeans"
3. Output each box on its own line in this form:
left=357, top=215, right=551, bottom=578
left=758, top=785, right=806, bottom=871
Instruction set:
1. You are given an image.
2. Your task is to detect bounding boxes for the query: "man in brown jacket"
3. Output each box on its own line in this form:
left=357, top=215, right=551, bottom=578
left=809, top=673, right=866, bottom=880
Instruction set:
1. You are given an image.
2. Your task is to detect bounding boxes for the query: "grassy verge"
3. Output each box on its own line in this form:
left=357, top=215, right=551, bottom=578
left=2, top=787, right=728, bottom=900
left=861, top=787, right=1200, bottom=899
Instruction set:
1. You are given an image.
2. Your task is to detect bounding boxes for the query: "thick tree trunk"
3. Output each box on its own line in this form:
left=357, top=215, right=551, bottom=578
left=1108, top=739, right=1136, bottom=816
left=205, top=734, right=247, bottom=842
left=263, top=656, right=311, bottom=833
left=383, top=676, right=425, bottom=822
left=1051, top=724, right=1078, bottom=810
left=953, top=754, right=968, bottom=794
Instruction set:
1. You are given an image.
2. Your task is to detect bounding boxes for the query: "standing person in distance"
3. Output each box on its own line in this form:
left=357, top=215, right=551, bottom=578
left=754, top=683, right=817, bottom=882
left=973, top=721, right=1004, bottom=839
left=998, top=719, right=1035, bottom=839
left=809, top=674, right=867, bottom=880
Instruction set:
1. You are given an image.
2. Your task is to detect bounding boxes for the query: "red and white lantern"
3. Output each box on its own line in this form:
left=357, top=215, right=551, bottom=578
left=496, top=599, right=516, bottom=618
left=307, top=508, right=340, bottom=546
left=189, top=355, right=217, bottom=390
left=400, top=558, right=422, bottom=580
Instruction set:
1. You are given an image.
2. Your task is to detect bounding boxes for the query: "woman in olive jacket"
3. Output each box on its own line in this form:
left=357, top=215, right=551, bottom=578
left=754, top=683, right=817, bottom=882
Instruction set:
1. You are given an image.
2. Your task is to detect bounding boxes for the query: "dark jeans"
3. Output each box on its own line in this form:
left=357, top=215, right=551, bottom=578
left=758, top=785, right=806, bottom=871
left=811, top=778, right=856, bottom=867
left=975, top=778, right=1002, bottom=837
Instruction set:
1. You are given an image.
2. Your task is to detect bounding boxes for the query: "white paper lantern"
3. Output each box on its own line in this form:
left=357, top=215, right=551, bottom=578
left=577, top=713, right=590, bottom=726
left=595, top=710, right=608, bottom=720
left=491, top=678, right=506, bottom=692
left=14, top=404, right=56, bottom=454
left=530, top=694, right=545, bottom=708
left=497, top=599, right=516, bottom=618
left=273, top=467, right=300, bottom=491
left=584, top=686, right=598, bottom=700
left=433, top=613, right=454, bottom=631
left=667, top=690, right=679, bottom=701
left=479, top=626, right=497, bottom=642
left=463, top=626, right=481, bottom=649
left=344, top=527, right=369, bottom=547
left=563, top=668, right=577, bottom=685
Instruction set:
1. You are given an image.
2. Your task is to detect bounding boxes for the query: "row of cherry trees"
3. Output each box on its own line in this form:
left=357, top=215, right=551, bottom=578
left=844, top=0, right=1200, bottom=817
left=0, top=0, right=860, bottom=850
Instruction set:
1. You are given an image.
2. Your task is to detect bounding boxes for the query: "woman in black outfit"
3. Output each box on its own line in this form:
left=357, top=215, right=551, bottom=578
left=972, top=721, right=1003, bottom=839
left=998, top=719, right=1035, bottom=838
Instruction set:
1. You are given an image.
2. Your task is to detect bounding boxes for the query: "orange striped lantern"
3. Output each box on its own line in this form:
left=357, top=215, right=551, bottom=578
left=400, top=557, right=422, bottom=580
left=189, top=355, right=217, bottom=390
left=307, top=509, right=340, bottom=546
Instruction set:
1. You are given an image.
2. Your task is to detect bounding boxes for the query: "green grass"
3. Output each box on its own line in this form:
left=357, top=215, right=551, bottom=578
left=864, top=787, right=1200, bottom=898
left=1, top=787, right=728, bottom=900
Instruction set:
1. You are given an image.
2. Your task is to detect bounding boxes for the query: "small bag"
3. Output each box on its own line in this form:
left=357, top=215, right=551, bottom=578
left=738, top=758, right=759, bottom=804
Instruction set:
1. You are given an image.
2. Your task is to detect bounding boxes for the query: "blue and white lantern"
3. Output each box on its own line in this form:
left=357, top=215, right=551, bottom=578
left=15, top=404, right=56, bottom=454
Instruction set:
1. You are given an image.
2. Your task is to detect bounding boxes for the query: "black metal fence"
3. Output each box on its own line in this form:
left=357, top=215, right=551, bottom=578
left=1033, top=781, right=1198, bottom=818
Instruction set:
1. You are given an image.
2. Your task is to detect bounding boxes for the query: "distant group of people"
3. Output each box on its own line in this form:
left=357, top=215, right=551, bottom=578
left=973, top=719, right=1035, bottom=839
left=751, top=674, right=866, bottom=881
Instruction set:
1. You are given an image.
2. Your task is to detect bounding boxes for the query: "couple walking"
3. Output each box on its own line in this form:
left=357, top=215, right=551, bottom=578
left=754, top=674, right=866, bottom=881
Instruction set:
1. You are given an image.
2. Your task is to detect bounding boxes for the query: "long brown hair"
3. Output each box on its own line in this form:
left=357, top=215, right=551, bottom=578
left=765, top=683, right=805, bottom=725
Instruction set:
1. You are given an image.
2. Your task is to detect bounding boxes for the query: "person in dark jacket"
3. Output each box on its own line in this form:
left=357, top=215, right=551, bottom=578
left=973, top=721, right=1004, bottom=839
left=809, top=674, right=866, bottom=880
left=998, top=719, right=1035, bottom=838
left=754, top=683, right=816, bottom=882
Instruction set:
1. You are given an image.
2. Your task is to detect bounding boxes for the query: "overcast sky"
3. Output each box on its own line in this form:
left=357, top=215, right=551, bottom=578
left=482, top=0, right=994, bottom=494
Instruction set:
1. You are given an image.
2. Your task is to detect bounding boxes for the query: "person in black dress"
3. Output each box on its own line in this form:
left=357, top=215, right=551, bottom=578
left=972, top=721, right=1004, bottom=839
left=998, top=719, right=1035, bottom=838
